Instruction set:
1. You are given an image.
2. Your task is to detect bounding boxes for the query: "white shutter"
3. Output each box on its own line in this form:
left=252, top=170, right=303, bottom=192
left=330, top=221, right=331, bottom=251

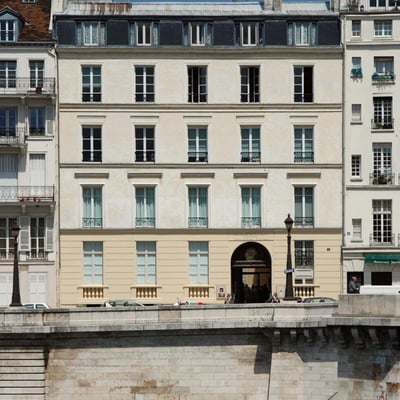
left=46, top=215, right=54, bottom=252
left=46, top=107, right=54, bottom=136
left=29, top=273, right=47, bottom=303
left=0, top=155, right=17, bottom=185
left=19, top=215, right=30, bottom=252
left=29, top=154, right=46, bottom=187
left=0, top=273, right=12, bottom=307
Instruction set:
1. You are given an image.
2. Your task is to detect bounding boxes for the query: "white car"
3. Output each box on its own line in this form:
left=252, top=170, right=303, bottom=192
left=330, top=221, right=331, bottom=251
left=23, top=303, right=50, bottom=310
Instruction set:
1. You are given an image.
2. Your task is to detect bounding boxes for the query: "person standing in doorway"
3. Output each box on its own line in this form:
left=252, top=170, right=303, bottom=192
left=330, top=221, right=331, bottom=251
left=348, top=275, right=360, bottom=294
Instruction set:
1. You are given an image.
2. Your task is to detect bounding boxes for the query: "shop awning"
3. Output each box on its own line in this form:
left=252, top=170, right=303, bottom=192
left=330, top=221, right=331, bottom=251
left=365, top=254, right=400, bottom=264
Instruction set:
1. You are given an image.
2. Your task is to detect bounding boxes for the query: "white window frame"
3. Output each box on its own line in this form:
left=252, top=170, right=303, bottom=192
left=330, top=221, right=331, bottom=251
left=372, top=200, right=392, bottom=244
left=351, top=20, right=361, bottom=37
left=241, top=186, right=261, bottom=228
left=352, top=218, right=362, bottom=241
left=351, top=155, right=361, bottom=178
left=240, top=23, right=258, bottom=46
left=82, top=126, right=102, bottom=162
left=135, top=186, right=156, bottom=228
left=288, top=22, right=317, bottom=46
left=83, top=242, right=103, bottom=285
left=83, top=22, right=101, bottom=46
left=0, top=217, right=17, bottom=260
left=135, top=126, right=155, bottom=162
left=82, top=186, right=103, bottom=228
left=136, top=241, right=156, bottom=285
left=188, top=127, right=207, bottom=162
left=241, top=127, right=260, bottom=162
left=190, top=23, right=206, bottom=46
left=82, top=66, right=101, bottom=103
left=135, top=66, right=155, bottom=103
left=30, top=217, right=45, bottom=259
left=240, top=66, right=260, bottom=103
left=351, top=104, right=361, bottom=121
left=188, top=186, right=208, bottom=228
left=374, top=20, right=392, bottom=37
left=189, top=241, right=209, bottom=285
left=0, top=20, right=16, bottom=42
left=136, top=22, right=152, bottom=46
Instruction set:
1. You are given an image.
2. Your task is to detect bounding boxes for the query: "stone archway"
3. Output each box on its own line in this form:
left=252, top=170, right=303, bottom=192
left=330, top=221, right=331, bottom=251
left=230, top=242, right=272, bottom=304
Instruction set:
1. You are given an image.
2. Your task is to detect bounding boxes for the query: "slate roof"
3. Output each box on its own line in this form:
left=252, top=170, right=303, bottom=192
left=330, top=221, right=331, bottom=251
left=0, top=0, right=53, bottom=43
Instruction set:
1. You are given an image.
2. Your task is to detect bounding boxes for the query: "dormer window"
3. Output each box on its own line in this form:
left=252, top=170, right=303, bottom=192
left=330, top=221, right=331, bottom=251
left=240, top=23, right=258, bottom=46
left=22, top=0, right=36, bottom=3
left=0, top=20, right=16, bottom=42
left=190, top=23, right=205, bottom=46
left=76, top=22, right=105, bottom=46
left=136, top=22, right=152, bottom=46
left=288, top=22, right=317, bottom=46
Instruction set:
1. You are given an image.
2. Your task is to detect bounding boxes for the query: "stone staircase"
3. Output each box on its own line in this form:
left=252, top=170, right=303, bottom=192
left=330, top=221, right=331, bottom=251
left=0, top=340, right=46, bottom=399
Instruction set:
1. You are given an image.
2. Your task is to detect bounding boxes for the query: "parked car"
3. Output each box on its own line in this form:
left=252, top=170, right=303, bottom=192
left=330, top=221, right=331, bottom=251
left=303, top=297, right=337, bottom=303
left=23, top=303, right=50, bottom=310
left=105, top=300, right=145, bottom=307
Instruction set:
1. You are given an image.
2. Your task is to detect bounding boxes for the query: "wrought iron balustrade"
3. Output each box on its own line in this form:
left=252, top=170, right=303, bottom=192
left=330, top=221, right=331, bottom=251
left=294, top=217, right=314, bottom=228
left=188, top=217, right=208, bottom=228
left=372, top=72, right=396, bottom=83
left=135, top=217, right=155, bottom=228
left=294, top=151, right=314, bottom=163
left=371, top=118, right=394, bottom=130
left=295, top=250, right=314, bottom=267
left=369, top=172, right=395, bottom=185
left=188, top=151, right=208, bottom=162
left=0, top=186, right=54, bottom=201
left=369, top=233, right=395, bottom=246
left=135, top=151, right=155, bottom=162
left=82, top=218, right=103, bottom=228
left=241, top=217, right=261, bottom=228
left=0, top=77, right=55, bottom=95
left=0, top=127, right=25, bottom=145
left=241, top=151, right=261, bottom=163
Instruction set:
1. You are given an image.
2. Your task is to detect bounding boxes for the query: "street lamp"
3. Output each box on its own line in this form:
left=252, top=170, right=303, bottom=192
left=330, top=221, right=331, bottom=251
left=10, top=223, right=21, bottom=307
left=284, top=214, right=295, bottom=300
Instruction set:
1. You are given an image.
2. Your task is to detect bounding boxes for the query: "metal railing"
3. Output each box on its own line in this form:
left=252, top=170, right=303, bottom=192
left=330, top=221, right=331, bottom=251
left=188, top=217, right=208, bottom=228
left=82, top=218, right=102, bottom=228
left=0, top=77, right=55, bottom=95
left=135, top=217, right=155, bottom=228
left=0, top=186, right=54, bottom=201
left=241, top=151, right=261, bottom=163
left=0, top=127, right=25, bottom=145
left=241, top=217, right=261, bottom=228
left=295, top=250, right=314, bottom=267
left=294, top=217, right=314, bottom=228
left=135, top=151, right=155, bottom=162
left=294, top=151, right=314, bottom=163
left=369, top=233, right=395, bottom=246
left=188, top=151, right=208, bottom=162
left=372, top=72, right=396, bottom=83
left=351, top=68, right=363, bottom=78
left=371, top=118, right=394, bottom=130
left=369, top=172, right=395, bottom=185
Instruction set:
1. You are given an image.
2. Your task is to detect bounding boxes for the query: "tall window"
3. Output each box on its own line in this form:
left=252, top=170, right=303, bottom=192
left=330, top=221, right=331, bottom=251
left=372, top=200, right=392, bottom=244
left=373, top=97, right=392, bottom=129
left=188, top=127, right=207, bottom=162
left=189, top=242, right=208, bottom=284
left=83, top=242, right=103, bottom=284
left=374, top=20, right=392, bottom=36
left=30, top=217, right=45, bottom=259
left=351, top=57, right=362, bottom=78
left=82, top=66, right=101, bottom=102
left=0, top=217, right=17, bottom=259
left=351, top=104, right=361, bottom=121
left=29, top=61, right=44, bottom=89
left=352, top=218, right=362, bottom=241
left=136, top=187, right=155, bottom=228
left=137, top=242, right=156, bottom=284
left=352, top=20, right=361, bottom=37
left=0, top=21, right=16, bottom=42
left=240, top=23, right=258, bottom=46
left=188, top=187, right=208, bottom=228
left=190, top=23, right=206, bottom=46
left=294, top=187, right=314, bottom=227
left=188, top=66, right=207, bottom=103
left=294, top=66, right=313, bottom=102
left=373, top=144, right=392, bottom=184
left=374, top=57, right=394, bottom=75
left=351, top=155, right=361, bottom=178
left=83, top=187, right=102, bottom=228
left=29, top=108, right=45, bottom=135
left=0, top=61, right=16, bottom=89
left=241, top=127, right=260, bottom=162
left=240, top=66, right=259, bottom=103
left=136, top=22, right=152, bottom=46
left=294, top=241, right=314, bottom=268
left=294, top=127, right=313, bottom=163
left=0, top=108, right=16, bottom=137
left=288, top=22, right=316, bottom=46
left=82, top=127, right=102, bottom=162
left=135, top=127, right=155, bottom=162
left=135, top=66, right=154, bottom=102
left=241, top=187, right=261, bottom=228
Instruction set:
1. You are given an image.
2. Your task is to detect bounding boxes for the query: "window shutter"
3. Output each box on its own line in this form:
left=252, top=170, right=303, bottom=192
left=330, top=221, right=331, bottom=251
left=213, top=21, right=235, bottom=46
left=46, top=215, right=54, bottom=252
left=264, top=20, right=287, bottom=45
left=159, top=21, right=183, bottom=45
left=106, top=20, right=129, bottom=45
left=56, top=21, right=76, bottom=45
left=19, top=216, right=30, bottom=252
left=46, top=107, right=54, bottom=136
left=317, top=20, right=340, bottom=45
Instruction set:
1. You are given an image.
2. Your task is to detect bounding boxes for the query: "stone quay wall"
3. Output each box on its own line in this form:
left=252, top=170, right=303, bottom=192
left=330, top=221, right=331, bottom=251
left=0, top=296, right=399, bottom=400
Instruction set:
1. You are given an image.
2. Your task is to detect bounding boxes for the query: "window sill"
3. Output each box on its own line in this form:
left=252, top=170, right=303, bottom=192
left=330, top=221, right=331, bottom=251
left=350, top=239, right=363, bottom=243
left=350, top=177, right=362, bottom=182
left=350, top=120, right=362, bottom=125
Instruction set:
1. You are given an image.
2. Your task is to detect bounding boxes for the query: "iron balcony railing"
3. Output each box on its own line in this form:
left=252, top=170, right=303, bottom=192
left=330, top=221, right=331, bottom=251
left=294, top=217, right=314, bottom=228
left=351, top=68, right=363, bottom=78
left=135, top=151, right=155, bottom=162
left=241, top=151, right=261, bottom=163
left=135, top=217, right=155, bottom=228
left=369, top=172, right=395, bottom=185
left=369, top=233, right=395, bottom=246
left=0, top=77, right=55, bottom=95
left=0, top=186, right=54, bottom=201
left=241, top=217, right=261, bottom=228
left=372, top=72, right=396, bottom=83
left=0, top=127, right=25, bottom=145
left=294, top=151, right=314, bottom=163
left=371, top=118, right=394, bottom=130
left=82, top=218, right=102, bottom=228
left=188, top=217, right=208, bottom=228
left=188, top=151, right=208, bottom=162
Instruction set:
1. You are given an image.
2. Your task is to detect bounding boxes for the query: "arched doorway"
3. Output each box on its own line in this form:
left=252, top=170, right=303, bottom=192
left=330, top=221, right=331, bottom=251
left=230, top=242, right=271, bottom=304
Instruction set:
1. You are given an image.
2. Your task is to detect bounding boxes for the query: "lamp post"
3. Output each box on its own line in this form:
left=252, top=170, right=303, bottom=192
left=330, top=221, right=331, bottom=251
left=284, top=214, right=295, bottom=300
left=10, top=223, right=21, bottom=307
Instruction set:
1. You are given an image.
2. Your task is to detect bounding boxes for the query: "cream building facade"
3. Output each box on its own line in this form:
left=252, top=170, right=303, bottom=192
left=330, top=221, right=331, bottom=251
left=342, top=0, right=400, bottom=290
left=53, top=0, right=342, bottom=307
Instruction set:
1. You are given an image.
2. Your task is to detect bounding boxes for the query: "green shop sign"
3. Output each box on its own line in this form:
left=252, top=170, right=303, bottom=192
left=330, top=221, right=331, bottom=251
left=364, top=254, right=400, bottom=264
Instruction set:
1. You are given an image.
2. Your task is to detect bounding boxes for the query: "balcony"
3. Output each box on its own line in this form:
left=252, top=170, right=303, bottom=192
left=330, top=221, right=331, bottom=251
left=351, top=68, right=363, bottom=78
left=241, top=151, right=261, bottom=163
left=294, top=217, right=314, bottom=228
left=82, top=218, right=102, bottom=228
left=134, top=286, right=159, bottom=300
left=372, top=72, right=396, bottom=84
left=0, top=127, right=25, bottom=147
left=188, top=217, right=208, bottom=228
left=0, top=78, right=55, bottom=96
left=371, top=118, right=394, bottom=130
left=135, top=217, right=155, bottom=228
left=294, top=151, right=314, bottom=163
left=0, top=186, right=54, bottom=202
left=369, top=233, right=395, bottom=247
left=188, top=151, right=208, bottom=162
left=241, top=217, right=261, bottom=228
left=369, top=172, right=395, bottom=185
